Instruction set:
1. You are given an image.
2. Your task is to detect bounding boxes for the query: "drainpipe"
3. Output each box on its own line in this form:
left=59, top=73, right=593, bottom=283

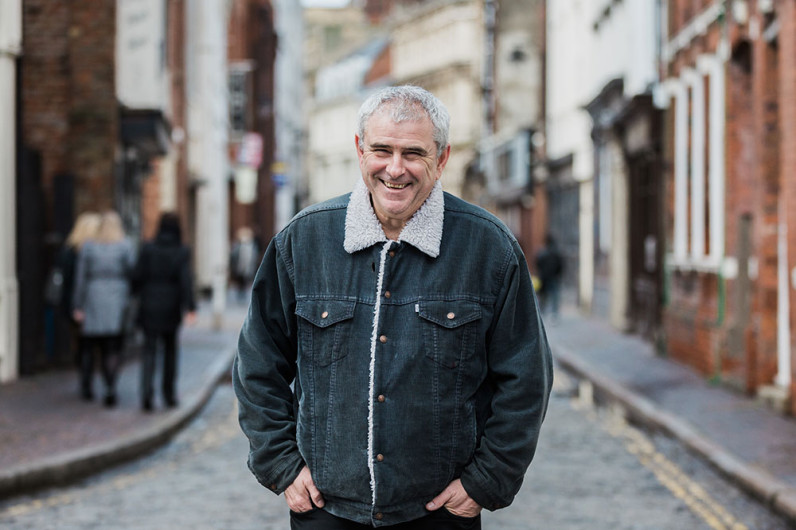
left=0, top=0, right=22, bottom=383
left=776, top=208, right=792, bottom=387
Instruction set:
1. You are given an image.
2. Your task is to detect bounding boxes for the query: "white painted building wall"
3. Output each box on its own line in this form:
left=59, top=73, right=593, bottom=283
left=545, top=0, right=594, bottom=180
left=116, top=0, right=169, bottom=113
left=273, top=0, right=305, bottom=230
left=546, top=0, right=597, bottom=310
left=591, top=0, right=659, bottom=327
left=116, top=0, right=179, bottom=213
left=591, top=0, right=658, bottom=100
left=546, top=0, right=658, bottom=312
left=492, top=0, right=543, bottom=136
left=308, top=38, right=385, bottom=204
left=308, top=97, right=362, bottom=203
left=186, top=0, right=230, bottom=326
left=0, top=0, right=21, bottom=383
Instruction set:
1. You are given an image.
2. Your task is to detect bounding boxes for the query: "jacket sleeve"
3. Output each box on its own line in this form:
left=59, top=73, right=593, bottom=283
left=180, top=247, right=196, bottom=313
left=460, top=240, right=554, bottom=511
left=232, top=235, right=304, bottom=495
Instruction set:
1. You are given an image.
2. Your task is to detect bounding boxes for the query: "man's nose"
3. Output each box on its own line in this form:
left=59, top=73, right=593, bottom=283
left=386, top=152, right=405, bottom=177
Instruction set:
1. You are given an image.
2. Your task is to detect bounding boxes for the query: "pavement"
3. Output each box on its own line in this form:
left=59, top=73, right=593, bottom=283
left=0, top=298, right=248, bottom=499
left=1, top=298, right=796, bottom=525
left=547, top=306, right=796, bottom=525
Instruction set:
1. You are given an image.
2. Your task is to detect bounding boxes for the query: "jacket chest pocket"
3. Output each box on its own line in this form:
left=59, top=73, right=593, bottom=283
left=418, top=300, right=482, bottom=369
left=296, top=300, right=356, bottom=366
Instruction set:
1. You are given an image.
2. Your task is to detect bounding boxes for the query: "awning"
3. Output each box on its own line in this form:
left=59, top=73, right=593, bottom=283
left=119, top=108, right=171, bottom=158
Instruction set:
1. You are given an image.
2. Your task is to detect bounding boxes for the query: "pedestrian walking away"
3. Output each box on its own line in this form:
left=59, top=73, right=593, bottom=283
left=71, top=210, right=135, bottom=407
left=535, top=234, right=564, bottom=322
left=233, top=85, right=554, bottom=529
left=132, top=212, right=197, bottom=412
left=48, top=211, right=101, bottom=368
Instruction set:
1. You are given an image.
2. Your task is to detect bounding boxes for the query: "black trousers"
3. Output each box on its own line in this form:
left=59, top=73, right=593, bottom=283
left=140, top=330, right=178, bottom=404
left=80, top=335, right=122, bottom=396
left=290, top=508, right=481, bottom=529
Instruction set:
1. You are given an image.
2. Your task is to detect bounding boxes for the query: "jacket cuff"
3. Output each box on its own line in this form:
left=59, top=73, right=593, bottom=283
left=460, top=467, right=511, bottom=512
left=251, top=452, right=305, bottom=496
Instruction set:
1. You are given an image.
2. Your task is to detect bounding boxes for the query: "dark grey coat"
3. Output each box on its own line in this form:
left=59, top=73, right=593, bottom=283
left=72, top=240, right=135, bottom=336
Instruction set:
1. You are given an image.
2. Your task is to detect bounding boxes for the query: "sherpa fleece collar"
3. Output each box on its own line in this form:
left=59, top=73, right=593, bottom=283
left=344, top=178, right=444, bottom=258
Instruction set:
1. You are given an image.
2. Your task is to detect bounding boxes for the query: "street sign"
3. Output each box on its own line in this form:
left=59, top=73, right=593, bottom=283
left=237, top=132, right=263, bottom=169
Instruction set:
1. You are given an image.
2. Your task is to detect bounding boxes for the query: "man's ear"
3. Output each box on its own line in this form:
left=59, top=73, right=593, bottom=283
left=435, top=144, right=451, bottom=177
left=355, top=135, right=364, bottom=161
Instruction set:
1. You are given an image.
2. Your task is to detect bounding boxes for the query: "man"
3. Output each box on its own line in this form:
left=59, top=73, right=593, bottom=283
left=233, top=86, right=553, bottom=529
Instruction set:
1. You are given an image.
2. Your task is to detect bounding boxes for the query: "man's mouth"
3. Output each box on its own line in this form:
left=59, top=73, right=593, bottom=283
left=383, top=181, right=408, bottom=190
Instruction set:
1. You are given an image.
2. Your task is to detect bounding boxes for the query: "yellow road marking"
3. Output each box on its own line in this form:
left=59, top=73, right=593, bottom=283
left=596, top=404, right=748, bottom=530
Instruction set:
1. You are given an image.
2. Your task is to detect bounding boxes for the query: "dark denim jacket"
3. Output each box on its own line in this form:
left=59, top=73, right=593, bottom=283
left=233, top=181, right=553, bottom=526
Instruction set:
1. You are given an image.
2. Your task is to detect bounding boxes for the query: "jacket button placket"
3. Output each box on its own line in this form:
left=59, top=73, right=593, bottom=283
left=373, top=242, right=395, bottom=507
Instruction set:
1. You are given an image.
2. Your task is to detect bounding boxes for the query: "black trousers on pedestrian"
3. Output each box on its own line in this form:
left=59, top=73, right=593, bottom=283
left=290, top=508, right=481, bottom=529
left=140, top=330, right=178, bottom=405
left=80, top=335, right=122, bottom=397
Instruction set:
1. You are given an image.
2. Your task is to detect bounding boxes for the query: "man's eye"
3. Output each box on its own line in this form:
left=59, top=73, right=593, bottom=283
left=404, top=152, right=422, bottom=160
left=372, top=148, right=390, bottom=155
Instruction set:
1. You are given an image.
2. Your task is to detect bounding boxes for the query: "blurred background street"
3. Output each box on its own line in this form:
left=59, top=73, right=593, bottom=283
left=2, top=0, right=796, bottom=528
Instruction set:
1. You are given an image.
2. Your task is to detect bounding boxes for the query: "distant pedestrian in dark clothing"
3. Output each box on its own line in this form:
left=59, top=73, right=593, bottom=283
left=535, top=235, right=564, bottom=321
left=133, top=212, right=196, bottom=412
left=72, top=210, right=135, bottom=407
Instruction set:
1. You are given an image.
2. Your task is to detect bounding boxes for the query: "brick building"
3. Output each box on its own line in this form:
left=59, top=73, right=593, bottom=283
left=140, top=0, right=192, bottom=246
left=227, top=0, right=278, bottom=245
left=475, top=0, right=547, bottom=260
left=659, top=0, right=796, bottom=412
left=18, top=0, right=170, bottom=373
left=6, top=0, right=286, bottom=380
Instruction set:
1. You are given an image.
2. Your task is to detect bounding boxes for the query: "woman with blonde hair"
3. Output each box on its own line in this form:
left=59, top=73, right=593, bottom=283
left=53, top=212, right=101, bottom=371
left=72, top=210, right=135, bottom=406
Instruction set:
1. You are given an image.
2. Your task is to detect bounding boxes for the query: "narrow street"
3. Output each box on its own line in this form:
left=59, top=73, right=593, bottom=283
left=0, top=372, right=788, bottom=529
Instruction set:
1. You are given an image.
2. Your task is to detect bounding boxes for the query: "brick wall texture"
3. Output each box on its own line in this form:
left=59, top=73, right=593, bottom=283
left=22, top=0, right=118, bottom=220
left=663, top=2, right=796, bottom=408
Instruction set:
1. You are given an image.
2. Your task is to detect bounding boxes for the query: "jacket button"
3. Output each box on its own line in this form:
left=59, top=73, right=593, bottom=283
left=321, top=311, right=329, bottom=319
left=447, top=312, right=455, bottom=320
left=379, top=335, right=387, bottom=343
left=269, top=484, right=277, bottom=491
left=376, top=453, right=384, bottom=462
left=389, top=251, right=395, bottom=257
left=377, top=394, right=385, bottom=403
left=374, top=513, right=384, bottom=520
left=384, top=290, right=391, bottom=298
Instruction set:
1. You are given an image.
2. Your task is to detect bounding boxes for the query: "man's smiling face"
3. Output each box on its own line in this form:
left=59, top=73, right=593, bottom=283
left=356, top=106, right=450, bottom=238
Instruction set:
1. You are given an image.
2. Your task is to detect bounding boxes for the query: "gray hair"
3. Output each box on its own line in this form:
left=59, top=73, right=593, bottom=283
left=357, top=85, right=451, bottom=158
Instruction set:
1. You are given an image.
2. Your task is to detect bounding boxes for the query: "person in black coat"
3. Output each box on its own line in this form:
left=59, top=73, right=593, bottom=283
left=535, top=234, right=565, bottom=322
left=133, top=212, right=197, bottom=412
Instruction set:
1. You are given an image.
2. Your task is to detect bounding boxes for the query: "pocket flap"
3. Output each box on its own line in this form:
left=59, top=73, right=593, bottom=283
left=418, top=300, right=481, bottom=329
left=296, top=299, right=356, bottom=328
